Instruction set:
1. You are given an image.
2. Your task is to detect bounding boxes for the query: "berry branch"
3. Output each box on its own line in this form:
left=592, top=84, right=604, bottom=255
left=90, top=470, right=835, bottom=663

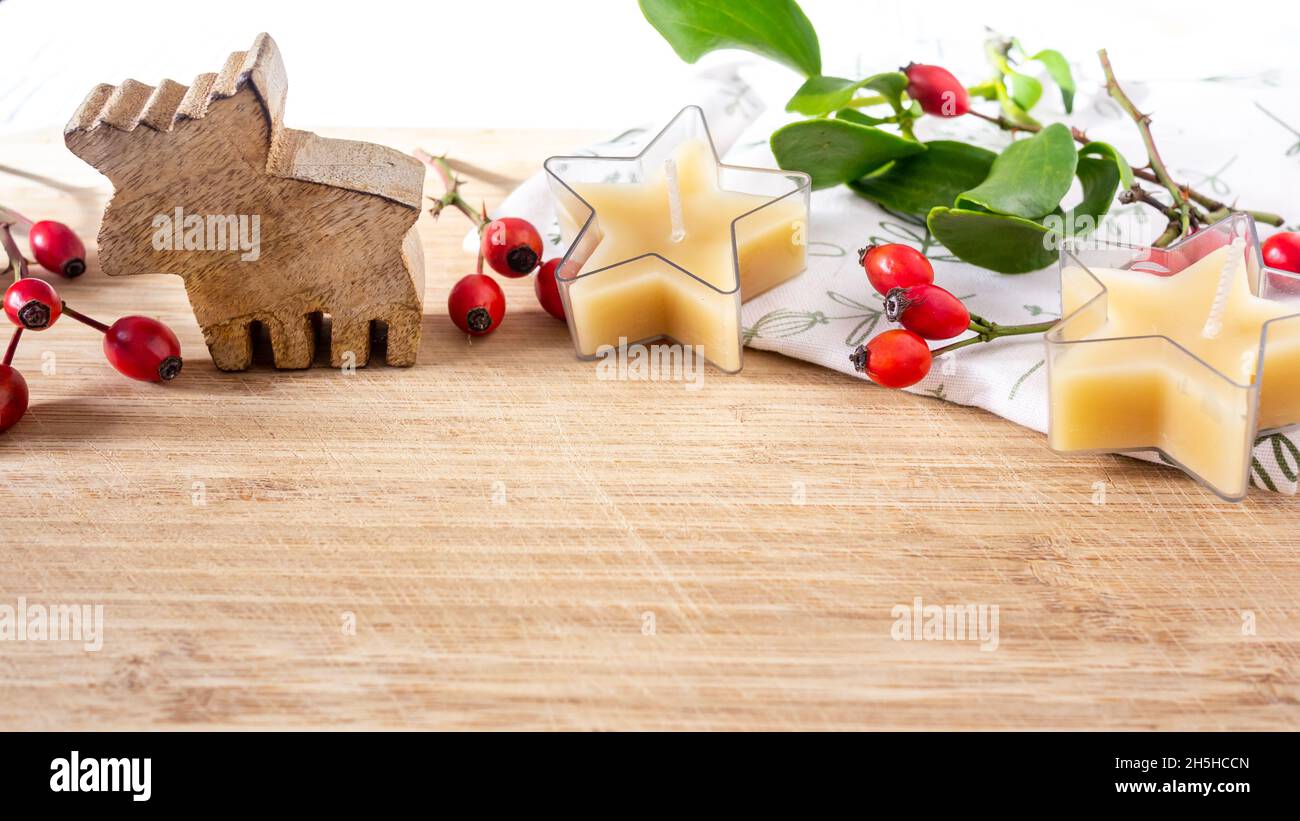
left=4, top=326, right=22, bottom=367
left=930, top=317, right=1057, bottom=357
left=61, top=302, right=110, bottom=333
left=965, top=54, right=1285, bottom=237
left=414, top=149, right=487, bottom=229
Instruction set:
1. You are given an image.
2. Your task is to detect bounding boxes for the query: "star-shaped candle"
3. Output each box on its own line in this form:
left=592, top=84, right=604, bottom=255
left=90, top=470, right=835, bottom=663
left=1047, top=214, right=1300, bottom=500
left=544, top=106, right=810, bottom=373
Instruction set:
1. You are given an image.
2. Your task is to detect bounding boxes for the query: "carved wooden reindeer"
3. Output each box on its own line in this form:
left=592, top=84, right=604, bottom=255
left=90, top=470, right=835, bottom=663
left=65, top=33, right=426, bottom=370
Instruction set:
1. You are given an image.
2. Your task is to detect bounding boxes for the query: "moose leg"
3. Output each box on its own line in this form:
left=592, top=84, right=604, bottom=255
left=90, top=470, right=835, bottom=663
left=330, top=314, right=371, bottom=369
left=204, top=320, right=253, bottom=371
left=381, top=306, right=421, bottom=367
left=268, top=313, right=314, bottom=369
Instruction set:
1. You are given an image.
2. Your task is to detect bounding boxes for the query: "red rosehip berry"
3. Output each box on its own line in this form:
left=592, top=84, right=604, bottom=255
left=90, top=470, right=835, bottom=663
left=28, top=220, right=86, bottom=278
left=448, top=273, right=506, bottom=336
left=103, top=316, right=183, bottom=382
left=4, top=277, right=62, bottom=330
left=884, top=283, right=971, bottom=340
left=904, top=63, right=970, bottom=117
left=860, top=243, right=934, bottom=295
left=850, top=329, right=932, bottom=389
left=534, top=258, right=566, bottom=321
left=0, top=363, right=29, bottom=433
left=481, top=217, right=542, bottom=278
left=1263, top=231, right=1300, bottom=293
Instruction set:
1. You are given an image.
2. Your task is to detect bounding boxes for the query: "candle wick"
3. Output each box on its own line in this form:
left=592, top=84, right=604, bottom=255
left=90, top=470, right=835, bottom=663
left=1201, top=237, right=1244, bottom=340
left=664, top=158, right=686, bottom=244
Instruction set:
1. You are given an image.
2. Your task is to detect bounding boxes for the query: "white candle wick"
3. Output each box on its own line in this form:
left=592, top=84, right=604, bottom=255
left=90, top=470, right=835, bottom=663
left=1201, top=236, right=1244, bottom=340
left=664, top=158, right=686, bottom=244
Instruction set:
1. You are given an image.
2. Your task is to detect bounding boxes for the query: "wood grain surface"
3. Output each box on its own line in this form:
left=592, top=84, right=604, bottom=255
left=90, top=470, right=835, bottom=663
left=1, top=126, right=1298, bottom=731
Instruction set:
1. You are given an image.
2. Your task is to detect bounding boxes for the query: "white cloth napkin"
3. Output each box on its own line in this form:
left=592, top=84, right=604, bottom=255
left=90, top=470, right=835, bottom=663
left=479, top=64, right=1300, bottom=495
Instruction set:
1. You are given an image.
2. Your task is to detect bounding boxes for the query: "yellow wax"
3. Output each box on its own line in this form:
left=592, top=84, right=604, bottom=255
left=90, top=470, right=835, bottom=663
left=1050, top=245, right=1300, bottom=498
left=558, top=139, right=806, bottom=372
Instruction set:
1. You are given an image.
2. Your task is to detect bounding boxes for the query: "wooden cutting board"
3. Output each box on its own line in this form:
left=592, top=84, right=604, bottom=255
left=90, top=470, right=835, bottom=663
left=1, top=126, right=1297, bottom=730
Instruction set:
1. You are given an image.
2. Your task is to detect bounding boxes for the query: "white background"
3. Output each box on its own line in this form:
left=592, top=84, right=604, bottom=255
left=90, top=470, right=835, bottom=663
left=1, top=0, right=1297, bottom=133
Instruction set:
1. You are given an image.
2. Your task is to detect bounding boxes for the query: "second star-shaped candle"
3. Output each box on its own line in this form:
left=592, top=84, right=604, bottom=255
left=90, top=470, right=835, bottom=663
left=544, top=106, right=811, bottom=373
left=1047, top=214, right=1300, bottom=500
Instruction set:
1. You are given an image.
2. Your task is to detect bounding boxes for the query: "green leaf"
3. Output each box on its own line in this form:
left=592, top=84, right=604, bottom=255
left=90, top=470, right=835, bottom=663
left=849, top=141, right=997, bottom=214
left=786, top=71, right=907, bottom=116
left=859, top=72, right=908, bottom=112
left=1030, top=49, right=1075, bottom=113
left=1079, top=141, right=1134, bottom=189
left=927, top=207, right=1059, bottom=274
left=1006, top=72, right=1043, bottom=112
left=835, top=108, right=892, bottom=127
left=639, top=0, right=821, bottom=77
left=994, top=81, right=1040, bottom=128
left=787, top=76, right=859, bottom=115
left=771, top=118, right=924, bottom=190
left=957, top=123, right=1078, bottom=219
left=1059, top=155, right=1121, bottom=238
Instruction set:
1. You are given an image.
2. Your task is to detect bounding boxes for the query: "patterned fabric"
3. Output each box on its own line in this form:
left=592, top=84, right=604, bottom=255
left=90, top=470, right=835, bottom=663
left=483, top=65, right=1300, bottom=494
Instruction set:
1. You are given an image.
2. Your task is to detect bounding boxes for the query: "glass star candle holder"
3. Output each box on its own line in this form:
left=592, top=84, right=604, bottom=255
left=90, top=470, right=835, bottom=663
left=1046, top=214, right=1300, bottom=501
left=543, top=106, right=811, bottom=374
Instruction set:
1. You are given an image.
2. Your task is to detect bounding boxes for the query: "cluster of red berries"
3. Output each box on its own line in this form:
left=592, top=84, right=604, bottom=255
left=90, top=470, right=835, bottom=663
left=1, top=219, right=182, bottom=434
left=447, top=216, right=567, bottom=336
left=850, top=244, right=969, bottom=389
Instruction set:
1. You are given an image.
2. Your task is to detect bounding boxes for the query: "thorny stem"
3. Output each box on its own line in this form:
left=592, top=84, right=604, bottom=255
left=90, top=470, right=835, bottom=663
left=61, top=302, right=110, bottom=334
left=966, top=109, right=1092, bottom=143
left=414, top=149, right=487, bottom=229
left=930, top=318, right=1057, bottom=357
left=3, top=327, right=21, bottom=366
left=1118, top=184, right=1187, bottom=224
left=0, top=222, right=29, bottom=282
left=1098, top=49, right=1191, bottom=239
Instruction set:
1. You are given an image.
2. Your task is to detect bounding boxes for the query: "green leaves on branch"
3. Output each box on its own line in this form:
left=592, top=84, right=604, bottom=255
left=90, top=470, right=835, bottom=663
left=773, top=120, right=1125, bottom=272
left=922, top=131, right=1123, bottom=273
left=637, top=0, right=1110, bottom=274
left=638, top=0, right=821, bottom=77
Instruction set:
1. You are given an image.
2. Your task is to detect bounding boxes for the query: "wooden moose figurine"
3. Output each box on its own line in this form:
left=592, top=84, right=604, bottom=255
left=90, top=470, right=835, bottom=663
left=64, top=33, right=426, bottom=370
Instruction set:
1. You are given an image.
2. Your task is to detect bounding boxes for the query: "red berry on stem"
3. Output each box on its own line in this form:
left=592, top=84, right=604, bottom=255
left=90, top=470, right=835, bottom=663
left=103, top=316, right=182, bottom=382
left=850, top=329, right=932, bottom=389
left=860, top=243, right=934, bottom=295
left=0, top=364, right=28, bottom=432
left=4, top=278, right=62, bottom=330
left=28, top=220, right=86, bottom=278
left=534, top=258, right=566, bottom=321
left=904, top=63, right=970, bottom=117
left=481, top=217, right=542, bottom=278
left=884, top=284, right=971, bottom=340
left=448, top=273, right=506, bottom=336
left=1263, top=231, right=1300, bottom=293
